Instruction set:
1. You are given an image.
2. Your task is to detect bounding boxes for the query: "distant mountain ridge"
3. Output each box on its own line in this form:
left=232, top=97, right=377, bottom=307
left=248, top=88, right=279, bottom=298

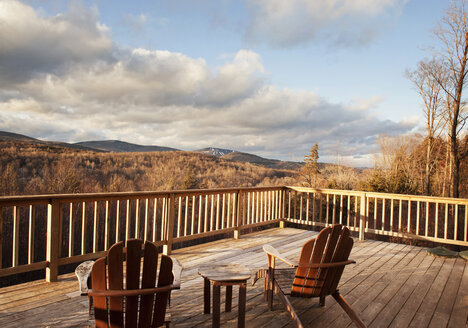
left=75, top=140, right=178, bottom=153
left=0, top=131, right=304, bottom=171
left=221, top=151, right=303, bottom=170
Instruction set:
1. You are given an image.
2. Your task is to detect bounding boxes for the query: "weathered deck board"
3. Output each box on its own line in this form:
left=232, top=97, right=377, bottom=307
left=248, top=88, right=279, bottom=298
left=0, top=227, right=466, bottom=327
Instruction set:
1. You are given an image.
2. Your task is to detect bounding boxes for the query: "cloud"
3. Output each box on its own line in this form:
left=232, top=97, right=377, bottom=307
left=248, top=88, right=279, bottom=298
left=245, top=0, right=407, bottom=47
left=0, top=0, right=112, bottom=84
left=0, top=0, right=415, bottom=166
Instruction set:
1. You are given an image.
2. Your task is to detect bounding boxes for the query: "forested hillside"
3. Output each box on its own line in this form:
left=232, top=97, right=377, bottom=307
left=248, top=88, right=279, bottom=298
left=0, top=141, right=299, bottom=195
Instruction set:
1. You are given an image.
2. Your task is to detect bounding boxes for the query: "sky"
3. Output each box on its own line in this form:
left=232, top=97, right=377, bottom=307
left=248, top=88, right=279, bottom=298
left=0, top=0, right=451, bottom=166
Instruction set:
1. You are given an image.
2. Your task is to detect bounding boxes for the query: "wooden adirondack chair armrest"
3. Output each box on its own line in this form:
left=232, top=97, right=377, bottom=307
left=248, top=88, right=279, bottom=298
left=263, top=244, right=298, bottom=267
left=88, top=284, right=174, bottom=297
left=297, top=259, right=355, bottom=269
left=171, top=257, right=183, bottom=289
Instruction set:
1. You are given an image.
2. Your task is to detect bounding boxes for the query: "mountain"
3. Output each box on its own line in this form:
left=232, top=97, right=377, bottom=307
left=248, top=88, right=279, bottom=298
left=0, top=131, right=102, bottom=152
left=221, top=151, right=303, bottom=170
left=0, top=131, right=39, bottom=141
left=195, top=147, right=235, bottom=157
left=74, top=140, right=178, bottom=153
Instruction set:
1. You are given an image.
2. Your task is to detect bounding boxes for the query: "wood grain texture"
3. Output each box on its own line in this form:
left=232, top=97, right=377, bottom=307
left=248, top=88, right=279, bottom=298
left=0, top=227, right=466, bottom=328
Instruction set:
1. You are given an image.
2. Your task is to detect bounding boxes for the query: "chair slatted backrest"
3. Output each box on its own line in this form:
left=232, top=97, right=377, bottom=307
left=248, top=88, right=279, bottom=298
left=92, top=239, right=173, bottom=328
left=291, top=225, right=353, bottom=298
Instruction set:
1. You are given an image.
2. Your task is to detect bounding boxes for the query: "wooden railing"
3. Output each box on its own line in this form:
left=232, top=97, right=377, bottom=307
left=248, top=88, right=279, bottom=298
left=286, top=187, right=468, bottom=247
left=0, top=187, right=284, bottom=282
left=1, top=186, right=467, bottom=283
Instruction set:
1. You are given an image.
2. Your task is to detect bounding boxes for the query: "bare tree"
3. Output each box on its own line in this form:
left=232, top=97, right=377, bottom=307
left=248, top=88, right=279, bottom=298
left=432, top=0, right=468, bottom=197
left=406, top=58, right=446, bottom=195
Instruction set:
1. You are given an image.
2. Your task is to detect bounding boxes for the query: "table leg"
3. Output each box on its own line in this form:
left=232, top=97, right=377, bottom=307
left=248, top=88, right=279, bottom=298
left=238, top=283, right=246, bottom=328
left=213, top=284, right=221, bottom=328
left=225, top=285, right=232, bottom=312
left=204, top=278, right=211, bottom=314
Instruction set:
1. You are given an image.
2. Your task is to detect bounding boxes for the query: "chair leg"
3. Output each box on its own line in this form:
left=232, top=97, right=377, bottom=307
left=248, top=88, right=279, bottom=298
left=319, top=296, right=326, bottom=306
left=332, top=291, right=366, bottom=328
left=275, top=282, right=304, bottom=328
left=267, top=268, right=274, bottom=310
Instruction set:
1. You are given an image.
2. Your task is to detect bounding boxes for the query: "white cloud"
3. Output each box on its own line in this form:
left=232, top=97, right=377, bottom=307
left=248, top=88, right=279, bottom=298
left=245, top=0, right=407, bottom=47
left=0, top=0, right=415, bottom=165
left=0, top=0, right=112, bottom=83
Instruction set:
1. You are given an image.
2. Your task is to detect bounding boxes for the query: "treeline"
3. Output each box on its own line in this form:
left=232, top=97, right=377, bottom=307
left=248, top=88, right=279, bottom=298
left=360, top=134, right=468, bottom=197
left=0, top=141, right=298, bottom=196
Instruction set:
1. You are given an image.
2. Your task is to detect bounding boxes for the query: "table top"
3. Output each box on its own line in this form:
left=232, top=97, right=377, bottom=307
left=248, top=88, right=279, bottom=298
left=198, top=264, right=251, bottom=282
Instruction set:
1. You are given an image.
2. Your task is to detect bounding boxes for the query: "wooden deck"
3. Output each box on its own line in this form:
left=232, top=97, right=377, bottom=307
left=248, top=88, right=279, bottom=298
left=0, top=227, right=467, bottom=327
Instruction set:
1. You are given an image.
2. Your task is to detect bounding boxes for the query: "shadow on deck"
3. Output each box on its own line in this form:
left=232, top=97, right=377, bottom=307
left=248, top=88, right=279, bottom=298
left=0, top=228, right=466, bottom=327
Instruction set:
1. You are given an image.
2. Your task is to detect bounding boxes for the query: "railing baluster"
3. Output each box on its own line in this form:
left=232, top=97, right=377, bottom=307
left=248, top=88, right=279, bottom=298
left=185, top=196, right=189, bottom=237
left=216, top=194, right=220, bottom=230
left=93, top=201, right=98, bottom=253
left=454, top=203, right=459, bottom=241
left=407, top=200, right=411, bottom=233
left=435, top=202, right=439, bottom=239
left=339, top=194, right=343, bottom=224
left=152, top=198, right=157, bottom=242
left=12, top=206, right=19, bottom=267
left=116, top=200, right=120, bottom=243
left=81, top=202, right=86, bottom=255
left=464, top=204, right=467, bottom=242
left=382, top=198, right=385, bottom=233
left=374, top=198, right=377, bottom=230
left=346, top=195, right=350, bottom=225
left=204, top=195, right=208, bottom=232
left=390, top=199, right=394, bottom=233
left=399, top=199, right=402, bottom=232
left=177, top=197, right=182, bottom=238
left=366, top=197, right=369, bottom=230
left=326, top=194, right=330, bottom=224
left=126, top=199, right=131, bottom=244
left=465, top=204, right=468, bottom=242
left=444, top=203, right=449, bottom=240
left=416, top=200, right=420, bottom=236
left=144, top=198, right=149, bottom=242
left=425, top=201, right=429, bottom=238
left=198, top=195, right=202, bottom=234
left=191, top=196, right=196, bottom=236
left=29, top=205, right=36, bottom=264
left=135, top=199, right=140, bottom=239
left=247, top=192, right=253, bottom=224
left=104, top=201, right=110, bottom=250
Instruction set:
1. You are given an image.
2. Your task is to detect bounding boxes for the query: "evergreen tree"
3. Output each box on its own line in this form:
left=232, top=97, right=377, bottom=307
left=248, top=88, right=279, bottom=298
left=301, top=143, right=320, bottom=187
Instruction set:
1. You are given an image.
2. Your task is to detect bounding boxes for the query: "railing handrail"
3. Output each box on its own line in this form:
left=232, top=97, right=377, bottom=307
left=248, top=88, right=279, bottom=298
left=0, top=186, right=286, bottom=204
left=286, top=186, right=468, bottom=203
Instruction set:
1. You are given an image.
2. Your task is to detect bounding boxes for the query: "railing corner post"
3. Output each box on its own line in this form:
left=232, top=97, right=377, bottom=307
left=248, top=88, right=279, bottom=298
left=46, top=199, right=61, bottom=282
left=164, top=193, right=175, bottom=255
left=279, top=219, right=286, bottom=229
left=359, top=193, right=367, bottom=241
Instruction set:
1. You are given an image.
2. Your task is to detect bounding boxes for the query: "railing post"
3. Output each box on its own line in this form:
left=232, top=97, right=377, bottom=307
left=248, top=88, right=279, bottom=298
left=46, top=199, right=61, bottom=282
left=234, top=190, right=241, bottom=239
left=280, top=188, right=287, bottom=228
left=163, top=193, right=175, bottom=255
left=359, top=192, right=367, bottom=241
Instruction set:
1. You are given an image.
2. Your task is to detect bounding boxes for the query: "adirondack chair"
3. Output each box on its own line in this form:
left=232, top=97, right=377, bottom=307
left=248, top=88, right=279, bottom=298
left=253, top=224, right=366, bottom=328
left=88, top=239, right=176, bottom=328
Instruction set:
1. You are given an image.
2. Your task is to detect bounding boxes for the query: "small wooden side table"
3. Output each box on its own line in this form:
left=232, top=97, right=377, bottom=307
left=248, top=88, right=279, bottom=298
left=198, top=264, right=251, bottom=328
